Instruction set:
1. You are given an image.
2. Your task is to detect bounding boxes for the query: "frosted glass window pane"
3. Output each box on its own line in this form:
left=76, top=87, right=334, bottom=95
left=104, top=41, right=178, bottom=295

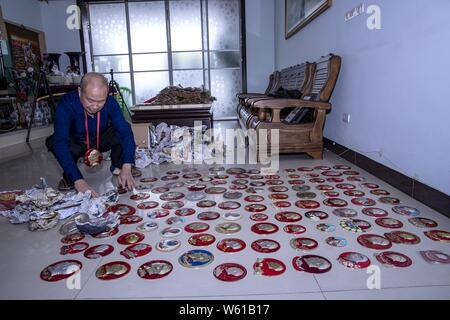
left=90, top=3, right=128, bottom=55
left=103, top=73, right=132, bottom=107
left=129, top=1, right=167, bottom=53
left=133, top=54, right=168, bottom=71
left=94, top=55, right=130, bottom=73
left=134, top=72, right=170, bottom=103
left=169, top=0, right=202, bottom=51
left=173, top=70, right=204, bottom=88
left=211, top=69, right=241, bottom=118
left=172, top=52, right=203, bottom=70
left=208, top=0, right=240, bottom=50
left=210, top=51, right=240, bottom=69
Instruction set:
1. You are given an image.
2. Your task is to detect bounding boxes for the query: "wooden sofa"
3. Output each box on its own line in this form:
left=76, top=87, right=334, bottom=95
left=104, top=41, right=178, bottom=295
left=237, top=54, right=342, bottom=160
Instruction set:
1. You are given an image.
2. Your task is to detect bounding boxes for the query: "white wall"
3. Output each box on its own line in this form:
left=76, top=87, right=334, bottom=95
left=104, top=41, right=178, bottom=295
left=274, top=0, right=450, bottom=195
left=39, top=0, right=81, bottom=73
left=0, top=0, right=43, bottom=31
left=245, top=0, right=275, bottom=93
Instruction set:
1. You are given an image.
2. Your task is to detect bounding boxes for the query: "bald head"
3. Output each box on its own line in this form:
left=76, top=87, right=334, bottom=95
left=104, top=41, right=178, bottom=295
left=79, top=72, right=109, bottom=115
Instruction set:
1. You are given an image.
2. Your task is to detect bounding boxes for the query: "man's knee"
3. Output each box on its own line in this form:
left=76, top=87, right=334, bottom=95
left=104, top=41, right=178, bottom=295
left=45, top=135, right=54, bottom=152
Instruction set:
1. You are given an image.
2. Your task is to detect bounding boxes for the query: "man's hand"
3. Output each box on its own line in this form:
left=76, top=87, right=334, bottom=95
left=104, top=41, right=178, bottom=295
left=74, top=179, right=100, bottom=197
left=118, top=164, right=135, bottom=191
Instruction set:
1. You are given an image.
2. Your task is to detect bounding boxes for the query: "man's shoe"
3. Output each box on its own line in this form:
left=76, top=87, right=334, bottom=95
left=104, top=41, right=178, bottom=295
left=112, top=168, right=121, bottom=176
left=58, top=177, right=75, bottom=191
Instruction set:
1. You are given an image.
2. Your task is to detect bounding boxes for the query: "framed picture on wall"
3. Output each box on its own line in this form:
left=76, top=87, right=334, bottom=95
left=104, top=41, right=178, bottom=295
left=285, top=0, right=332, bottom=39
left=5, top=22, right=42, bottom=71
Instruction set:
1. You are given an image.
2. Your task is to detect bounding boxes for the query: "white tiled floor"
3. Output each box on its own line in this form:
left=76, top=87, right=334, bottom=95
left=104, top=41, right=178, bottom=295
left=0, top=122, right=449, bottom=300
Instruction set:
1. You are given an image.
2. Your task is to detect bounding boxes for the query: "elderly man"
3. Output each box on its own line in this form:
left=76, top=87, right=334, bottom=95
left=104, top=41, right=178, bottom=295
left=46, top=72, right=139, bottom=196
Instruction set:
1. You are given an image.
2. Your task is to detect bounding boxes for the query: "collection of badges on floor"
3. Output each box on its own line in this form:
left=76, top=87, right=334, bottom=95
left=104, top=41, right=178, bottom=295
left=40, top=165, right=450, bottom=283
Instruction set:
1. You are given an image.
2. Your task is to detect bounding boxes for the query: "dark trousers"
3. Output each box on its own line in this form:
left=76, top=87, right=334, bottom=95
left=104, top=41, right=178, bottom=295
left=46, top=126, right=123, bottom=180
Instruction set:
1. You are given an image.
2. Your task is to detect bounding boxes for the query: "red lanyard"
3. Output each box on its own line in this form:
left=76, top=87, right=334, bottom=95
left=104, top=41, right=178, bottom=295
left=84, top=111, right=100, bottom=150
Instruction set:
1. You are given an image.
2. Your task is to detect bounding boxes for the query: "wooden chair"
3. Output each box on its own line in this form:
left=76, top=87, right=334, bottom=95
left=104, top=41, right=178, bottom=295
left=251, top=54, right=342, bottom=160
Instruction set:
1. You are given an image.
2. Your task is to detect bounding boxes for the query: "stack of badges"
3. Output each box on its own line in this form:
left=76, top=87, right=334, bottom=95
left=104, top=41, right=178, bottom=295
left=216, top=238, right=246, bottom=253
left=251, top=223, right=279, bottom=235
left=420, top=251, right=450, bottom=264
left=188, top=234, right=216, bottom=246
left=374, top=252, right=412, bottom=268
left=326, top=236, right=348, bottom=247
left=117, top=232, right=145, bottom=245
left=96, top=261, right=131, bottom=280
left=179, top=249, right=214, bottom=268
left=185, top=222, right=210, bottom=233
left=424, top=230, right=450, bottom=243
left=290, top=237, right=318, bottom=251
left=253, top=258, right=286, bottom=276
left=138, top=261, right=173, bottom=280
left=156, top=238, right=181, bottom=252
left=84, top=244, right=114, bottom=259
left=275, top=212, right=302, bottom=223
left=213, top=263, right=247, bottom=282
left=338, top=252, right=371, bottom=269
left=215, top=223, right=242, bottom=235
left=357, top=234, right=392, bottom=250
left=384, top=231, right=421, bottom=245
left=60, top=242, right=89, bottom=255
left=408, top=217, right=438, bottom=228
left=40, top=260, right=82, bottom=282
left=251, top=239, right=280, bottom=253
left=120, top=243, right=152, bottom=259
left=292, top=255, right=332, bottom=274
left=375, top=218, right=403, bottom=229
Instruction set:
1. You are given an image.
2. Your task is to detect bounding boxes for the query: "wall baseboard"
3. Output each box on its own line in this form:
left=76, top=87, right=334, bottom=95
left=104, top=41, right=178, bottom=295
left=324, top=138, right=450, bottom=218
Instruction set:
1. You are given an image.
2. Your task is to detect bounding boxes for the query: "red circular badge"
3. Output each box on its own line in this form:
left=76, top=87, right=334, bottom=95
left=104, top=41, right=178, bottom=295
left=357, top=234, right=392, bottom=250
left=295, top=200, right=320, bottom=209
left=251, top=223, right=279, bottom=235
left=351, top=197, right=376, bottom=206
left=362, top=208, right=388, bottom=218
left=244, top=195, right=264, bottom=202
left=147, top=209, right=170, bottom=219
left=292, top=255, right=332, bottom=274
left=251, top=239, right=281, bottom=253
left=245, top=204, right=267, bottom=212
left=338, top=252, right=371, bottom=269
left=96, top=261, right=130, bottom=280
left=336, top=183, right=356, bottom=190
left=120, top=215, right=143, bottom=225
left=197, top=211, right=220, bottom=221
left=60, top=242, right=89, bottom=255
left=120, top=243, right=152, bottom=259
left=117, top=232, right=145, bottom=245
left=61, top=233, right=85, bottom=244
left=188, top=233, right=216, bottom=246
left=137, top=260, right=173, bottom=280
left=375, top=218, right=403, bottom=229
left=323, top=198, right=348, bottom=207
left=408, top=217, right=438, bottom=228
left=216, top=238, right=246, bottom=253
left=130, top=193, right=150, bottom=201
left=174, top=208, right=196, bottom=216
left=290, top=237, right=318, bottom=251
left=375, top=251, right=412, bottom=268
left=424, top=230, right=450, bottom=243
left=305, top=211, right=329, bottom=221
left=84, top=244, right=114, bottom=259
left=205, top=187, right=227, bottom=195
left=250, top=213, right=268, bottom=221
left=137, top=201, right=159, bottom=210
left=185, top=222, right=210, bottom=233
left=384, top=231, right=421, bottom=244
left=253, top=258, right=286, bottom=276
left=40, top=260, right=82, bottom=282
left=107, top=204, right=136, bottom=216
left=275, top=211, right=302, bottom=223
left=344, top=190, right=366, bottom=197
left=284, top=224, right=307, bottom=234
left=214, top=263, right=247, bottom=282
left=160, top=192, right=184, bottom=201
left=197, top=200, right=216, bottom=208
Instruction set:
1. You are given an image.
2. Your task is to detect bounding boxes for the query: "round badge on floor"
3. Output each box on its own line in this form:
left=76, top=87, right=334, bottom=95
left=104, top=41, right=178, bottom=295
left=156, top=238, right=181, bottom=252
left=323, top=191, right=340, bottom=198
left=218, top=201, right=241, bottom=210
left=344, top=190, right=366, bottom=197
left=120, top=215, right=143, bottom=225
left=187, top=184, right=207, bottom=192
left=316, top=185, right=334, bottom=191
left=338, top=252, right=371, bottom=269
left=296, top=192, right=317, bottom=199
left=333, top=165, right=352, bottom=170
left=40, top=260, right=82, bottom=282
left=361, top=183, right=379, bottom=189
left=292, top=255, right=332, bottom=274
left=214, top=263, right=247, bottom=282
left=265, top=174, right=280, bottom=180
left=84, top=244, right=114, bottom=259
left=305, top=211, right=329, bottom=221
left=135, top=184, right=153, bottom=192
left=120, top=243, right=152, bottom=259
left=384, top=231, right=421, bottom=245
left=107, top=204, right=136, bottom=216
left=309, top=178, right=326, bottom=184
left=197, top=200, right=216, bottom=208
left=229, top=184, right=246, bottom=190
left=316, top=223, right=336, bottom=232
left=322, top=171, right=343, bottom=177
left=392, top=206, right=420, bottom=217
left=147, top=209, right=170, bottom=219
left=197, top=211, right=220, bottom=221
left=251, top=222, right=279, bottom=235
left=249, top=175, right=264, bottom=180
left=298, top=167, right=313, bottom=172
left=165, top=181, right=185, bottom=189
left=226, top=168, right=246, bottom=175
left=140, top=177, right=158, bottom=183
left=212, top=180, right=228, bottom=186
left=175, top=208, right=196, bottom=216
left=251, top=239, right=280, bottom=253
left=270, top=193, right=289, bottom=200
left=275, top=211, right=302, bottom=223
left=188, top=233, right=216, bottom=246
left=205, top=187, right=227, bottom=195
left=288, top=180, right=306, bottom=185
left=60, top=242, right=89, bottom=255
left=160, top=227, right=183, bottom=238
left=370, top=189, right=390, bottom=196
left=357, top=234, right=392, bottom=250
left=117, top=232, right=145, bottom=245
left=253, top=258, right=286, bottom=277
left=215, top=222, right=242, bottom=235
left=185, top=222, right=210, bottom=233
left=336, top=183, right=356, bottom=190
left=424, top=230, right=450, bottom=243
left=295, top=200, right=320, bottom=209
left=266, top=180, right=285, bottom=186
left=333, top=208, right=358, bottom=218
left=269, top=186, right=289, bottom=192
left=379, top=197, right=401, bottom=205
left=96, top=261, right=130, bottom=280
left=166, top=170, right=180, bottom=175
left=151, top=187, right=170, bottom=194
left=137, top=222, right=158, bottom=232
left=375, top=251, right=412, bottom=268
left=315, top=166, right=331, bottom=171
left=245, top=204, right=267, bottom=212
left=216, top=238, right=246, bottom=253
left=408, top=217, right=438, bottom=228
left=232, top=179, right=248, bottom=186
left=223, top=212, right=242, bottom=221
left=340, top=219, right=364, bottom=233
left=161, top=175, right=179, bottom=181
left=375, top=218, right=403, bottom=229
left=273, top=201, right=291, bottom=208
left=250, top=213, right=269, bottom=221
left=130, top=193, right=150, bottom=201
left=138, top=260, right=173, bottom=280
left=199, top=177, right=213, bottom=183
left=343, top=170, right=360, bottom=176
left=362, top=207, right=388, bottom=218
left=160, top=192, right=184, bottom=201
left=92, top=227, right=119, bottom=239
left=179, top=249, right=214, bottom=268
left=137, top=201, right=159, bottom=210
left=290, top=237, right=318, bottom=251
left=210, top=166, right=225, bottom=173
left=326, top=236, right=348, bottom=247
left=166, top=216, right=185, bottom=225
left=284, top=224, right=306, bottom=235
left=248, top=169, right=261, bottom=174
left=61, top=233, right=85, bottom=244
left=327, top=177, right=345, bottom=183
left=323, top=198, right=348, bottom=208
left=223, top=191, right=243, bottom=200
left=244, top=195, right=264, bottom=202
left=420, top=251, right=450, bottom=264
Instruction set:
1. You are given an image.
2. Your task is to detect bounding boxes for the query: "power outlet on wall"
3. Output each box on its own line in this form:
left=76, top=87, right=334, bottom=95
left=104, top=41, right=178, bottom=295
left=342, top=113, right=351, bottom=123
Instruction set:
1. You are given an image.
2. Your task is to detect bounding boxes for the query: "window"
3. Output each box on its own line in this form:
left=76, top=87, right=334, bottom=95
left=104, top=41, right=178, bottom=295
left=81, top=0, right=245, bottom=119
